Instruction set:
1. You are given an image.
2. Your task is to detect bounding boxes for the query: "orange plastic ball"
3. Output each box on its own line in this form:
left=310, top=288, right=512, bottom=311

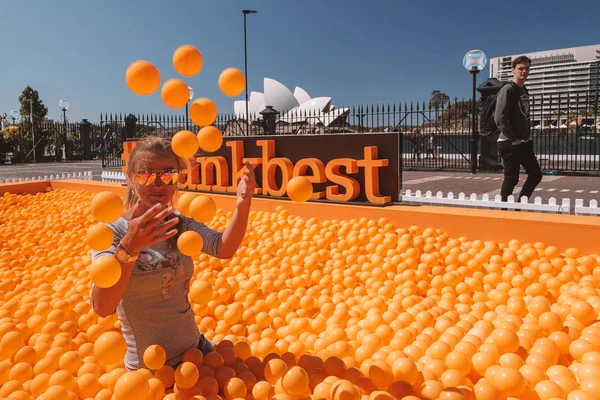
left=94, top=331, right=127, bottom=367
left=113, top=370, right=150, bottom=400
left=144, top=345, right=167, bottom=370
left=161, top=78, right=190, bottom=109
left=197, top=126, right=223, bottom=153
left=190, top=98, right=218, bottom=127
left=189, top=280, right=214, bottom=305
left=287, top=177, right=313, bottom=203
left=281, top=366, right=309, bottom=396
left=175, top=362, right=199, bottom=389
left=89, top=256, right=122, bottom=288
left=86, top=223, right=115, bottom=251
left=177, top=231, right=204, bottom=257
left=90, top=191, right=124, bottom=223
left=125, top=60, right=161, bottom=96
left=171, top=130, right=199, bottom=158
left=173, top=45, right=203, bottom=77
left=189, top=195, right=217, bottom=223
left=177, top=193, right=198, bottom=218
left=219, top=68, right=246, bottom=97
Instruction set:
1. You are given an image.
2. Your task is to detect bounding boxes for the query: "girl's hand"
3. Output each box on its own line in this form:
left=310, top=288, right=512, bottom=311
left=236, top=160, right=256, bottom=209
left=121, top=200, right=179, bottom=254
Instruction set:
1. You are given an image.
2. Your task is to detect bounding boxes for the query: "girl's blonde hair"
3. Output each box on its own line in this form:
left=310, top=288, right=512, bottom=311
left=124, top=136, right=186, bottom=210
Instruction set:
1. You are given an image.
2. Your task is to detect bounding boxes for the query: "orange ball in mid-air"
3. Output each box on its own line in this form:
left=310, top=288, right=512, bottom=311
left=90, top=191, right=124, bottom=223
left=190, top=98, right=218, bottom=127
left=177, top=231, right=204, bottom=257
left=287, top=176, right=313, bottom=203
left=161, top=79, right=190, bottom=109
left=89, top=256, right=122, bottom=288
left=125, top=60, right=161, bottom=96
left=171, top=130, right=199, bottom=158
left=219, top=68, right=246, bottom=97
left=173, top=44, right=203, bottom=77
left=189, top=195, right=217, bottom=223
left=197, top=126, right=223, bottom=153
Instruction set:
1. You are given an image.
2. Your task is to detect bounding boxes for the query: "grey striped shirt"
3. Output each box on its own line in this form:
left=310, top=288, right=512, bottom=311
left=90, top=214, right=222, bottom=371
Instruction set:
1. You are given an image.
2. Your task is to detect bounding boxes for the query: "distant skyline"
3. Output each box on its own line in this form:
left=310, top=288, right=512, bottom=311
left=1, top=0, right=599, bottom=122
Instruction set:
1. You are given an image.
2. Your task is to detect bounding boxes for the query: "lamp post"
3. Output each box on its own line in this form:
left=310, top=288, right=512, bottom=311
left=243, top=9, right=257, bottom=136
left=59, top=100, right=69, bottom=162
left=463, top=49, right=487, bottom=174
left=186, top=86, right=194, bottom=131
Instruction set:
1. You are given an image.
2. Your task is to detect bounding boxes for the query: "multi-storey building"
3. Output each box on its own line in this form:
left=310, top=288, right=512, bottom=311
left=489, top=44, right=599, bottom=127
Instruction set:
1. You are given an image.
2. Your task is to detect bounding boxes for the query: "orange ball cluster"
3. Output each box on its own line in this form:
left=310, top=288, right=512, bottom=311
left=1, top=189, right=600, bottom=400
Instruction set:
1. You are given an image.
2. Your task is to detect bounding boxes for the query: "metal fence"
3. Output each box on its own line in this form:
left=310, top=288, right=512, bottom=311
left=0, top=119, right=104, bottom=163
left=98, top=90, right=598, bottom=173
left=2, top=90, right=598, bottom=174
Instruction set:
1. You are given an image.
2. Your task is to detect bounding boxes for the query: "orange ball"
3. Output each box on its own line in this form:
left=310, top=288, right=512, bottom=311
left=113, top=371, right=150, bottom=400
left=287, top=177, right=313, bottom=203
left=94, top=331, right=127, bottom=367
left=189, top=196, right=217, bottom=223
left=177, top=231, right=204, bottom=257
left=219, top=68, right=246, bottom=97
left=90, top=191, right=124, bottom=223
left=86, top=223, right=115, bottom=251
left=171, top=130, right=199, bottom=158
left=190, top=98, right=218, bottom=127
left=161, top=79, right=191, bottom=109
left=125, top=60, right=161, bottom=96
left=197, top=126, right=223, bottom=153
left=177, top=193, right=198, bottom=218
left=173, top=45, right=203, bottom=77
left=281, top=366, right=309, bottom=396
left=175, top=362, right=199, bottom=389
left=189, top=280, right=214, bottom=305
left=144, top=345, right=167, bottom=371
left=89, top=256, right=122, bottom=288
left=224, top=377, right=247, bottom=399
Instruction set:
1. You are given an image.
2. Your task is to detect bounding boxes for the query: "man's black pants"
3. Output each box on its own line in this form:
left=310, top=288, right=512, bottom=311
left=497, top=140, right=542, bottom=202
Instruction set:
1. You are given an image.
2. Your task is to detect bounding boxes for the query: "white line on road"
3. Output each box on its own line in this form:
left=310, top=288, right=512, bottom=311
left=575, top=190, right=584, bottom=193
left=560, top=189, right=570, bottom=192
left=547, top=188, right=556, bottom=192
left=403, top=176, right=452, bottom=185
left=591, top=190, right=599, bottom=194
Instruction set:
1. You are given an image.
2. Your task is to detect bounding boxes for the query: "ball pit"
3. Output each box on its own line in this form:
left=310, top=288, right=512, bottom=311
left=1, top=185, right=600, bottom=400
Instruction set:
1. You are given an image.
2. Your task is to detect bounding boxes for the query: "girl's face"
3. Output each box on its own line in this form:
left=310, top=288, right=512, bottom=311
left=128, top=151, right=180, bottom=211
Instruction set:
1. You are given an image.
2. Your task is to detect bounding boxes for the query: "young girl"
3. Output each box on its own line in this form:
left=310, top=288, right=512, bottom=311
left=91, top=136, right=255, bottom=371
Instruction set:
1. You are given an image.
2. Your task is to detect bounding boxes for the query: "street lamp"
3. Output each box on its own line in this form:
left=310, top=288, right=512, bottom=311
left=186, top=86, right=194, bottom=130
left=243, top=9, right=257, bottom=136
left=463, top=49, right=487, bottom=174
left=59, top=100, right=69, bottom=161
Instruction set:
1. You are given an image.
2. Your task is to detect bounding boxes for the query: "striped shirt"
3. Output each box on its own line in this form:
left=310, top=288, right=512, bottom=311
left=90, top=213, right=222, bottom=371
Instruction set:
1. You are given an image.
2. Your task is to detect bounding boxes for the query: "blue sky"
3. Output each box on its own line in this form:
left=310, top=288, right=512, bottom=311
left=1, top=0, right=598, bottom=122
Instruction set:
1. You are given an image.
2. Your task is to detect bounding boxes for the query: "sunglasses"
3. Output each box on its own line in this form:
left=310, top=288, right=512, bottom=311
left=135, top=169, right=180, bottom=186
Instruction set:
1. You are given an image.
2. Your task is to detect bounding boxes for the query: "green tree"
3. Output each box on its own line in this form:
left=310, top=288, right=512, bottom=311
left=429, top=90, right=450, bottom=109
left=18, top=86, right=48, bottom=126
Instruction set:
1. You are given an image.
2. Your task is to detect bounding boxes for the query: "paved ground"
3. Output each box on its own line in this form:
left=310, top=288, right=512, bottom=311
left=1, top=160, right=599, bottom=203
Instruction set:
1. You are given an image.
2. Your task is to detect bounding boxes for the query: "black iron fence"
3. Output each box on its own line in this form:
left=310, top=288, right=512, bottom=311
left=2, top=90, right=598, bottom=175
left=0, top=118, right=104, bottom=163
left=98, top=90, right=598, bottom=173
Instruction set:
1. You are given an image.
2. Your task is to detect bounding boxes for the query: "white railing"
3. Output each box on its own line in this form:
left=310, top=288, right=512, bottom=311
left=401, top=190, right=575, bottom=214
left=574, top=199, right=600, bottom=216
left=101, top=171, right=126, bottom=183
left=0, top=171, right=93, bottom=184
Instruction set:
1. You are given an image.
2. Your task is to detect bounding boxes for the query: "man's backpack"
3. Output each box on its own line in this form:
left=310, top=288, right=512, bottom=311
left=478, top=79, right=513, bottom=136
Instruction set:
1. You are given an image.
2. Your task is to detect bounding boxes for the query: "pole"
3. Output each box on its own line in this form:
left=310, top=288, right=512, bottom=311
left=470, top=69, right=478, bottom=174
left=30, top=99, right=36, bottom=163
left=244, top=13, right=249, bottom=136
left=63, top=109, right=67, bottom=161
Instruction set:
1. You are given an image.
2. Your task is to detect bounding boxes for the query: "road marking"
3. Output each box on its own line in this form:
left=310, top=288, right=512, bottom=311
left=535, top=188, right=543, bottom=191
left=575, top=190, right=584, bottom=193
left=591, top=190, right=599, bottom=194
left=547, top=188, right=556, bottom=192
left=492, top=178, right=501, bottom=180
left=560, top=189, right=570, bottom=192
left=542, top=176, right=564, bottom=182
left=403, top=176, right=452, bottom=185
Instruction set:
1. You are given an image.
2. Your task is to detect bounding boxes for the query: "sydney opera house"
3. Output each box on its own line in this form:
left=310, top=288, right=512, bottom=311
left=231, top=78, right=350, bottom=134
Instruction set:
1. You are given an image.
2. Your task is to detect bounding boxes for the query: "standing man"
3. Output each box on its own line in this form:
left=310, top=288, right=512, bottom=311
left=494, top=55, right=542, bottom=202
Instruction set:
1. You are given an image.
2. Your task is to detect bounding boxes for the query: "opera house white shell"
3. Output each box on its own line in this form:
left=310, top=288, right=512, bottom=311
left=233, top=78, right=349, bottom=127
